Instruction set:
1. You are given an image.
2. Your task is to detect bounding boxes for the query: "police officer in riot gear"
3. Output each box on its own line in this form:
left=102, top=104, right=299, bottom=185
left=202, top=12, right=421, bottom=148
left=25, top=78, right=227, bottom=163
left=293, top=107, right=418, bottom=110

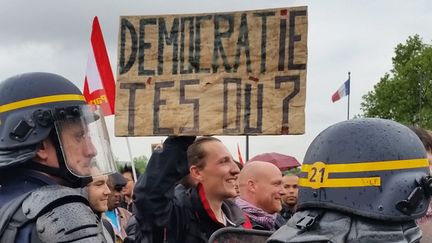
left=0, top=72, right=116, bottom=242
left=268, top=118, right=432, bottom=243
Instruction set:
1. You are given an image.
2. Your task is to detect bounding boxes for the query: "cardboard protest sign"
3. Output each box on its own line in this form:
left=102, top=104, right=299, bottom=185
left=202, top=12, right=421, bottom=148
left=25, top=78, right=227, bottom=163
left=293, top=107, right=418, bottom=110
left=115, top=6, right=307, bottom=136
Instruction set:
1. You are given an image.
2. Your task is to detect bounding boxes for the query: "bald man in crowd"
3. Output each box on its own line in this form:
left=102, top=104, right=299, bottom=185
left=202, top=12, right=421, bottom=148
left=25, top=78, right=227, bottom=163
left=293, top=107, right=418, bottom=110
left=235, top=161, right=286, bottom=230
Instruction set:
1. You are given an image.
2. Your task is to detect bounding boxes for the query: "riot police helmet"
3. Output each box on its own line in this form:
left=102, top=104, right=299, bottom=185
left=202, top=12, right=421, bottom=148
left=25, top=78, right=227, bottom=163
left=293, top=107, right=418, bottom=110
left=0, top=72, right=116, bottom=187
left=298, top=118, right=432, bottom=221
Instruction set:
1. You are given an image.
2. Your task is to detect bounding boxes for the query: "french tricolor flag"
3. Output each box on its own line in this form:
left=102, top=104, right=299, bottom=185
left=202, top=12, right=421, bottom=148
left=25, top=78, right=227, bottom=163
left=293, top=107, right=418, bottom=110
left=331, top=79, right=350, bottom=103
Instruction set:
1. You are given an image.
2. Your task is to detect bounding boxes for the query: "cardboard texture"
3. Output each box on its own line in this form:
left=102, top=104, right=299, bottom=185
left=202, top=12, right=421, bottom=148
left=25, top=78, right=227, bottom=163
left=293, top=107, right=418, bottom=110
left=115, top=6, right=308, bottom=136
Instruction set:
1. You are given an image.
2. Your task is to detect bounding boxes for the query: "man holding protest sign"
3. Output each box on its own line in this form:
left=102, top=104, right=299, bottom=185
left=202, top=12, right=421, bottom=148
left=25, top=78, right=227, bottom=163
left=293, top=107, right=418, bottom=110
left=133, top=136, right=252, bottom=242
left=118, top=6, right=309, bottom=242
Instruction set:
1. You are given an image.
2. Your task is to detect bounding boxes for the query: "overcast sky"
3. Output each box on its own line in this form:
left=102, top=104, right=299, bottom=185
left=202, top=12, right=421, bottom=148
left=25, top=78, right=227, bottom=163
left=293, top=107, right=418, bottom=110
left=1, top=0, right=432, bottom=163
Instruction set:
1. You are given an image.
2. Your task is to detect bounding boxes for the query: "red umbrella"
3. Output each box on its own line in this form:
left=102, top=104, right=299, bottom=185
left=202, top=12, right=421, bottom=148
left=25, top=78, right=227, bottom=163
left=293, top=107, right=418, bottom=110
left=248, top=152, right=300, bottom=171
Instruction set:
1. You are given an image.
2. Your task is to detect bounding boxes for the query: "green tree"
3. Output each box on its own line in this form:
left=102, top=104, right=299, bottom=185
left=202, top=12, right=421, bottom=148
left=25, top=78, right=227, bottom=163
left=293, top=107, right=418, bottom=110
left=132, top=155, right=148, bottom=174
left=116, top=155, right=148, bottom=174
left=361, top=35, right=432, bottom=128
left=114, top=156, right=122, bottom=172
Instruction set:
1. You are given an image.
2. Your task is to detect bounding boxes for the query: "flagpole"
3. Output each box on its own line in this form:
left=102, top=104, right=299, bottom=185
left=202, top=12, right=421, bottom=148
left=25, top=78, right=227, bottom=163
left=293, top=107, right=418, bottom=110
left=347, top=72, right=351, bottom=120
left=125, top=137, right=138, bottom=182
left=245, top=135, right=249, bottom=161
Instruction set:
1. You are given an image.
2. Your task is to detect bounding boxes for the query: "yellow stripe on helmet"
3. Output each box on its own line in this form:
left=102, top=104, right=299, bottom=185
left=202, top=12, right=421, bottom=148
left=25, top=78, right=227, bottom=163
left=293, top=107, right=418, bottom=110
left=299, top=158, right=428, bottom=189
left=299, top=177, right=381, bottom=189
left=0, top=94, right=86, bottom=113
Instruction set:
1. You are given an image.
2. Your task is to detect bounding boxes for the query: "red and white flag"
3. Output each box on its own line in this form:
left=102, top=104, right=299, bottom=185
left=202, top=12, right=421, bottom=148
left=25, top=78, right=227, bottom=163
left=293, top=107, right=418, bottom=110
left=237, top=143, right=244, bottom=165
left=331, top=79, right=350, bottom=103
left=83, top=16, right=116, bottom=116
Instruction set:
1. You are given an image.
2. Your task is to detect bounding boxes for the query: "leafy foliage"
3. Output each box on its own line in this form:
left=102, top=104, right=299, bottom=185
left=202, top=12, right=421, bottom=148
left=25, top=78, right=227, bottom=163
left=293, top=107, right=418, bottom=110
left=361, top=35, right=432, bottom=128
left=132, top=155, right=148, bottom=174
left=115, top=155, right=148, bottom=174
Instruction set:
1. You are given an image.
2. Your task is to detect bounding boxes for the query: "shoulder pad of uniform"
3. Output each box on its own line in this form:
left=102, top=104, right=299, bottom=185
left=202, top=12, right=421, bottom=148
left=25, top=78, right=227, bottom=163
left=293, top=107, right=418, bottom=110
left=22, top=184, right=88, bottom=220
left=35, top=201, right=105, bottom=242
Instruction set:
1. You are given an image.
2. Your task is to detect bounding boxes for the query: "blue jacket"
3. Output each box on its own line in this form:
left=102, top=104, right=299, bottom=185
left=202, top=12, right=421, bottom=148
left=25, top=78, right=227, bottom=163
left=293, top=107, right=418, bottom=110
left=0, top=166, right=105, bottom=243
left=0, top=168, right=57, bottom=242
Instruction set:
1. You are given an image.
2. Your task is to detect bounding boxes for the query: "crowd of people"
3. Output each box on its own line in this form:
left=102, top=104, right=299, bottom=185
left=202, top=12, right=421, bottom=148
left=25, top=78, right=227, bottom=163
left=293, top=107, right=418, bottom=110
left=0, top=71, right=432, bottom=243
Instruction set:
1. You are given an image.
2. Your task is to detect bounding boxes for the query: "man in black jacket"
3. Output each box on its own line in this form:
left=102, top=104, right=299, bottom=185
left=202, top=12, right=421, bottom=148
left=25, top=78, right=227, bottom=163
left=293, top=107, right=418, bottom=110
left=279, top=171, right=299, bottom=222
left=133, top=136, right=252, bottom=243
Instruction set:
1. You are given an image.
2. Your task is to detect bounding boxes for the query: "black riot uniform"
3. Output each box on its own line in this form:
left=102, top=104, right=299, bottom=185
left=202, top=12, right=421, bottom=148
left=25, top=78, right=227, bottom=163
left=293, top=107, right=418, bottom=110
left=0, top=72, right=116, bottom=242
left=268, top=118, right=432, bottom=243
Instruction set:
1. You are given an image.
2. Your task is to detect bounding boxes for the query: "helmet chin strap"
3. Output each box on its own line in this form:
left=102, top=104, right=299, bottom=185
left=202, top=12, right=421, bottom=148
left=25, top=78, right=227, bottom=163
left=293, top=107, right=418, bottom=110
left=29, top=130, right=92, bottom=188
